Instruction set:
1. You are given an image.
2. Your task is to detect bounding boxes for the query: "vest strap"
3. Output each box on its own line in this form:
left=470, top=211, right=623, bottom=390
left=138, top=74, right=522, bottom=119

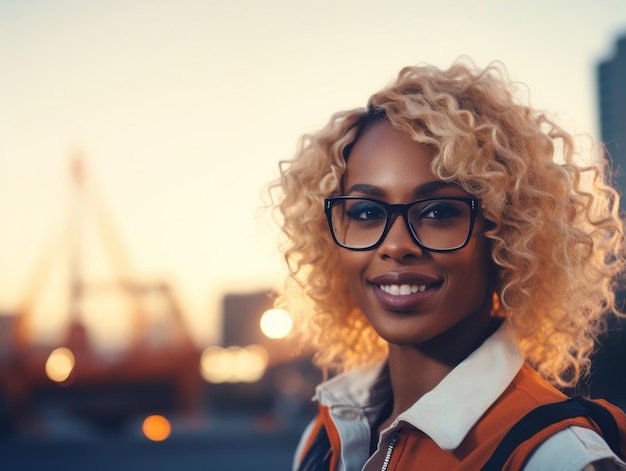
left=481, top=396, right=623, bottom=471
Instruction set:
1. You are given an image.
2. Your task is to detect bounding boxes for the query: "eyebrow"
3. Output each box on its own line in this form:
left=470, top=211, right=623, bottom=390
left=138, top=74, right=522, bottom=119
left=344, top=181, right=460, bottom=198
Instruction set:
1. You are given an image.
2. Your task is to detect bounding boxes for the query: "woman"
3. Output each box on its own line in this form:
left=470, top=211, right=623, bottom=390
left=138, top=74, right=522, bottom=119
left=272, top=60, right=626, bottom=470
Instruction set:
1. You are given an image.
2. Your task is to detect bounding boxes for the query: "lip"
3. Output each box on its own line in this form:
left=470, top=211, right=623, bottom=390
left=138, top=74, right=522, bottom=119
left=368, top=272, right=442, bottom=311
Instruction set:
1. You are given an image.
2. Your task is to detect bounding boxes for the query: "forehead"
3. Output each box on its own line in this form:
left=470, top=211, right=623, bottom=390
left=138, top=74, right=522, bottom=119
left=344, top=120, right=437, bottom=194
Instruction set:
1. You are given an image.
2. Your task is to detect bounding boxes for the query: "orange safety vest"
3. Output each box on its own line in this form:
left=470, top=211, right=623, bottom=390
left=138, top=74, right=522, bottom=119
left=296, top=364, right=626, bottom=471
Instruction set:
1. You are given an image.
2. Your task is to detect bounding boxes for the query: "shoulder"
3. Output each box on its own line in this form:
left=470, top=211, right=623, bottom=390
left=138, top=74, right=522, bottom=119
left=482, top=389, right=626, bottom=470
left=524, top=426, right=626, bottom=471
left=509, top=364, right=568, bottom=403
left=476, top=364, right=567, bottom=436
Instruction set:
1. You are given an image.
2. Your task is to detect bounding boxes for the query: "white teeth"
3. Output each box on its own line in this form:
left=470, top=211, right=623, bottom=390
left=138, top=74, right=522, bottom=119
left=380, top=284, right=427, bottom=295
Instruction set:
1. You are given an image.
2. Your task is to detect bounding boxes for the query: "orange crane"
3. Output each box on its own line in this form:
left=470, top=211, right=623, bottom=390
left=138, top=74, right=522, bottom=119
left=0, top=153, right=204, bottom=434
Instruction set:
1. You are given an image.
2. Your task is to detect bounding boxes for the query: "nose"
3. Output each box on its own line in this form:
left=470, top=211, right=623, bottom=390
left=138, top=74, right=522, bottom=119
left=378, top=214, right=424, bottom=261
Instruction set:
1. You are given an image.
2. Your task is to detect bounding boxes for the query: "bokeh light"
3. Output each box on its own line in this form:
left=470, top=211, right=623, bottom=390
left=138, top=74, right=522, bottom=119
left=45, top=347, right=75, bottom=383
left=200, top=344, right=269, bottom=383
left=259, top=309, right=293, bottom=339
left=235, top=345, right=270, bottom=383
left=142, top=415, right=171, bottom=442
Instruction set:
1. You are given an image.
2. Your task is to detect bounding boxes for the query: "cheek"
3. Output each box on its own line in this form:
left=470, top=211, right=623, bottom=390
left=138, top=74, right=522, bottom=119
left=338, top=252, right=367, bottom=289
left=439, top=235, right=492, bottom=282
left=473, top=238, right=496, bottom=284
left=451, top=240, right=495, bottom=297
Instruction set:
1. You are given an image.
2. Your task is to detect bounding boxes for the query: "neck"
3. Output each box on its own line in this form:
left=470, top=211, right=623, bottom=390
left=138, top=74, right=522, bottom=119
left=385, top=310, right=501, bottom=421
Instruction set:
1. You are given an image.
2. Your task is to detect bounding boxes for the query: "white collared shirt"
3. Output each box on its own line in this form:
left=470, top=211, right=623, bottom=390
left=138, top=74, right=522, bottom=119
left=294, top=323, right=625, bottom=471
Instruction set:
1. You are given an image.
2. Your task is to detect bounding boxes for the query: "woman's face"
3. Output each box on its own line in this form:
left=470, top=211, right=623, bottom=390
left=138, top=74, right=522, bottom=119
left=338, top=120, right=495, bottom=350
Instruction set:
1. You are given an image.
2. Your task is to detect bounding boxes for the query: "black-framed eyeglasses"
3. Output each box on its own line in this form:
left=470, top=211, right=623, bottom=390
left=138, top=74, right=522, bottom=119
left=324, top=196, right=481, bottom=252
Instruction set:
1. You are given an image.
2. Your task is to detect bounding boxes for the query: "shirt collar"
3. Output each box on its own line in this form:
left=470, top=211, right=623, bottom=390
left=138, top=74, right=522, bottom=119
left=314, top=359, right=388, bottom=409
left=313, top=322, right=524, bottom=450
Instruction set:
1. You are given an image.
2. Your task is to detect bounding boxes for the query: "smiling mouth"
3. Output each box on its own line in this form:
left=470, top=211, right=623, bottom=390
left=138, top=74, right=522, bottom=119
left=379, top=284, right=430, bottom=295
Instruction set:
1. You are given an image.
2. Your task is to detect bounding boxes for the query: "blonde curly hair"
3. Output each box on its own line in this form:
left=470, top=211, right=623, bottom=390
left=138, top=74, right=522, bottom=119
left=271, top=60, right=625, bottom=387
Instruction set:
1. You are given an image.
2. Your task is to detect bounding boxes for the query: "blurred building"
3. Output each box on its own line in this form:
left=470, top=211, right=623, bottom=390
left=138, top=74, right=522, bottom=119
left=222, top=290, right=276, bottom=347
left=221, top=290, right=298, bottom=363
left=598, top=34, right=626, bottom=207
left=203, top=290, right=320, bottom=425
left=594, top=34, right=626, bottom=409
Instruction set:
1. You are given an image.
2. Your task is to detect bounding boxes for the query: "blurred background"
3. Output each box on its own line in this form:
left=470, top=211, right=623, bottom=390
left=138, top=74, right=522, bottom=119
left=1, top=0, right=626, bottom=469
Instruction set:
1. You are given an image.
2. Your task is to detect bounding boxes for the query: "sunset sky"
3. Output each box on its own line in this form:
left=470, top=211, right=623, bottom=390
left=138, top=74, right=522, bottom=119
left=1, top=0, right=625, bottom=348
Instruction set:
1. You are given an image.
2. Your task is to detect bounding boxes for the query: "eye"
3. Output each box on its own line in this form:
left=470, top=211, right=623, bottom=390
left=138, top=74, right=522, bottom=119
left=345, top=201, right=387, bottom=222
left=420, top=201, right=465, bottom=220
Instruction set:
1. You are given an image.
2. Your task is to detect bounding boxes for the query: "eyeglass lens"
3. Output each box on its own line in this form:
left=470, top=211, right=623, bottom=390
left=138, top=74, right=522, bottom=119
left=329, top=198, right=472, bottom=250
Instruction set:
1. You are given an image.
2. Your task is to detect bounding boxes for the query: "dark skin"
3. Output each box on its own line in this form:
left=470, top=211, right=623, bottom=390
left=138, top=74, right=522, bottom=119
left=376, top=312, right=501, bottom=435
left=336, top=121, right=499, bottom=441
